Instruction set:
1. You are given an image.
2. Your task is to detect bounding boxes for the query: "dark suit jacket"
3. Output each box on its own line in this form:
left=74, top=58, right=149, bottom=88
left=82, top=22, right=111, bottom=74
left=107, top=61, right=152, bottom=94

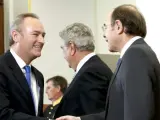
left=43, top=104, right=59, bottom=119
left=54, top=55, right=113, bottom=118
left=81, top=38, right=160, bottom=120
left=0, top=51, right=47, bottom=120
left=106, top=38, right=160, bottom=120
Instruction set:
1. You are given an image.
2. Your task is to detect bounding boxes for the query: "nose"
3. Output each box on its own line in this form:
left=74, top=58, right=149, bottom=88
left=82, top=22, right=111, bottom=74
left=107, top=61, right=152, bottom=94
left=38, top=35, right=45, bottom=44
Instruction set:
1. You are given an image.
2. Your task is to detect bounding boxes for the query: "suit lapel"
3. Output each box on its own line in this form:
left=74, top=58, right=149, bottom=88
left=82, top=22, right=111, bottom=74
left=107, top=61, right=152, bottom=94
left=104, top=59, right=122, bottom=119
left=105, top=59, right=122, bottom=108
left=5, top=51, right=36, bottom=114
left=62, top=70, right=80, bottom=96
left=31, top=66, right=43, bottom=115
left=31, top=66, right=41, bottom=93
left=63, top=55, right=99, bottom=96
left=5, top=51, right=31, bottom=93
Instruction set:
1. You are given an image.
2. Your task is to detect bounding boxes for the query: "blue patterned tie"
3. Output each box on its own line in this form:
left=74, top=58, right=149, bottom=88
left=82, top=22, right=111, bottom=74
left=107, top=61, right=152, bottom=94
left=24, top=65, right=31, bottom=87
left=24, top=65, right=36, bottom=112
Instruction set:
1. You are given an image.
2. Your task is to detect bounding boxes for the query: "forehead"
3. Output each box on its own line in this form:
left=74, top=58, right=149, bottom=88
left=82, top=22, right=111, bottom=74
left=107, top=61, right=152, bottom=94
left=104, top=12, right=112, bottom=24
left=47, top=80, right=54, bottom=86
left=22, top=17, right=45, bottom=32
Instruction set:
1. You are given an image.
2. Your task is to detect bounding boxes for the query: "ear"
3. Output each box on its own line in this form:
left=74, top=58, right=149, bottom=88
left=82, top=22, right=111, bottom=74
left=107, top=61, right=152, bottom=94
left=11, top=30, right=20, bottom=43
left=70, top=42, right=76, bottom=56
left=56, top=85, right=61, bottom=92
left=114, top=20, right=123, bottom=34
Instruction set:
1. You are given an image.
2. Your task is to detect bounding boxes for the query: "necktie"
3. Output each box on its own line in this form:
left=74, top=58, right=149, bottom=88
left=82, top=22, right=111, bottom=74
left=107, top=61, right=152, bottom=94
left=24, top=65, right=36, bottom=112
left=24, top=65, right=31, bottom=87
left=117, top=58, right=122, bottom=67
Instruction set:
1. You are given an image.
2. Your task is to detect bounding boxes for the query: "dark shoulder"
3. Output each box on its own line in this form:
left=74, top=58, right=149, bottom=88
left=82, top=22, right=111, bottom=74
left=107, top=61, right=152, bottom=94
left=0, top=53, right=9, bottom=72
left=124, top=41, right=156, bottom=62
left=31, top=66, right=43, bottom=78
left=86, top=55, right=112, bottom=71
left=0, top=52, right=8, bottom=65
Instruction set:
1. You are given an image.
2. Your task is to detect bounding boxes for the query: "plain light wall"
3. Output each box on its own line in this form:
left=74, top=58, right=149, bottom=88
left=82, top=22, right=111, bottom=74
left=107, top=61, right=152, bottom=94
left=136, top=0, right=160, bottom=60
left=30, top=0, right=96, bottom=104
left=4, top=0, right=29, bottom=51
left=3, top=0, right=10, bottom=51
left=96, top=0, right=136, bottom=54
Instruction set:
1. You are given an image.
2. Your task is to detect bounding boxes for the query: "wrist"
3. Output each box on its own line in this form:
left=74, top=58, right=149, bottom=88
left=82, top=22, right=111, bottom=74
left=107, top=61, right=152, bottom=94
left=76, top=117, right=81, bottom=120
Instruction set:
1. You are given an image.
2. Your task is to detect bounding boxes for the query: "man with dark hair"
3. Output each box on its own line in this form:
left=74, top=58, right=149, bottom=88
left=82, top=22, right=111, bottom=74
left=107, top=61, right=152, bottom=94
left=44, top=75, right=68, bottom=119
left=56, top=4, right=160, bottom=120
left=0, top=13, right=49, bottom=120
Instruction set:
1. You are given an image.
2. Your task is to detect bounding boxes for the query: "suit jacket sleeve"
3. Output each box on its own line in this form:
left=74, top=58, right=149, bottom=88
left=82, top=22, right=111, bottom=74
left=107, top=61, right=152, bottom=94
left=81, top=111, right=105, bottom=120
left=0, top=72, right=47, bottom=120
left=123, top=47, right=154, bottom=120
left=79, top=68, right=109, bottom=114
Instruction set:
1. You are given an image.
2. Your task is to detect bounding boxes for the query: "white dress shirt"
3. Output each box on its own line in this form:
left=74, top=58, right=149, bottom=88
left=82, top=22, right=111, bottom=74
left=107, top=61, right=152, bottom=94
left=10, top=48, right=39, bottom=116
left=120, top=36, right=141, bottom=58
left=76, top=52, right=96, bottom=74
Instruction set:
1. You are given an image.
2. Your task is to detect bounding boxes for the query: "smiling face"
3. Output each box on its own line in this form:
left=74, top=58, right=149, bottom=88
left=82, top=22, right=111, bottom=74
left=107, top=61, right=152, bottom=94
left=12, top=17, right=46, bottom=61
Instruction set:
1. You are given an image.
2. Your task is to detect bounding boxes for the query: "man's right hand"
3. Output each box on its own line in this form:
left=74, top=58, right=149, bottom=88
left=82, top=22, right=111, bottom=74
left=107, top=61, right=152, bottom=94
left=56, top=115, right=81, bottom=120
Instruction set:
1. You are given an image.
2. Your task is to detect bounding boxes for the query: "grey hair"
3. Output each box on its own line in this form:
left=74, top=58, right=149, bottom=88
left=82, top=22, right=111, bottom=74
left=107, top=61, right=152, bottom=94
left=9, top=13, right=39, bottom=46
left=59, top=23, right=95, bottom=52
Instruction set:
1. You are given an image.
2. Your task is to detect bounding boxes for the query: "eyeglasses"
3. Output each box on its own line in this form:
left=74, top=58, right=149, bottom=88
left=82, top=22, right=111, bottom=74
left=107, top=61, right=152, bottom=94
left=60, top=45, right=68, bottom=50
left=102, top=23, right=113, bottom=32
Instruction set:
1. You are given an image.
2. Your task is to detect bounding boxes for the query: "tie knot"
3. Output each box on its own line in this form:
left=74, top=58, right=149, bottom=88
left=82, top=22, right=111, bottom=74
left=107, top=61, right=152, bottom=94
left=24, top=65, right=31, bottom=73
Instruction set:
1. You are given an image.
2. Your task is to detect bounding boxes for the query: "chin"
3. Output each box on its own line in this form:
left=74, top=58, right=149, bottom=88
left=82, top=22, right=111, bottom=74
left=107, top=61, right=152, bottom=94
left=68, top=64, right=71, bottom=68
left=34, top=52, right=42, bottom=57
left=109, top=48, right=116, bottom=53
left=109, top=49, right=114, bottom=52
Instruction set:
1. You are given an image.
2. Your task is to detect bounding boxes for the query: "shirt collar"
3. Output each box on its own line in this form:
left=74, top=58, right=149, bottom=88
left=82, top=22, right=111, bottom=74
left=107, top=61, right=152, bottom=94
left=76, top=52, right=96, bottom=74
left=120, top=36, right=141, bottom=58
left=10, top=48, right=27, bottom=69
left=53, top=96, right=62, bottom=107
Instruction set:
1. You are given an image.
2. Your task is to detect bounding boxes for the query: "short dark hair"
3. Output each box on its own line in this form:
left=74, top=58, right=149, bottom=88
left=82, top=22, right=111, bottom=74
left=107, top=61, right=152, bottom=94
left=111, top=4, right=146, bottom=38
left=46, top=75, right=68, bottom=93
left=9, top=13, right=39, bottom=46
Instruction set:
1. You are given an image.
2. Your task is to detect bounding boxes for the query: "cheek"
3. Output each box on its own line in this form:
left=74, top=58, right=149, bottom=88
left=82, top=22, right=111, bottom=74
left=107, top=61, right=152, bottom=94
left=106, top=30, right=111, bottom=39
left=47, top=90, right=51, bottom=95
left=107, top=31, right=114, bottom=43
left=48, top=89, right=54, bottom=94
left=64, top=51, right=70, bottom=60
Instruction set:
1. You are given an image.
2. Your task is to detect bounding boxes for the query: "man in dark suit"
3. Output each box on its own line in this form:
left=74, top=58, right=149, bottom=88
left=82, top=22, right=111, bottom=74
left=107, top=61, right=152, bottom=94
left=56, top=4, right=160, bottom=120
left=53, top=23, right=113, bottom=119
left=0, top=13, right=49, bottom=120
left=44, top=75, right=68, bottom=119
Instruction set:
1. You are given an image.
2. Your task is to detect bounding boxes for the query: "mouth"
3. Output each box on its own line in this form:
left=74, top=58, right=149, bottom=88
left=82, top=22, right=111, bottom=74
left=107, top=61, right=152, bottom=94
left=33, top=45, right=43, bottom=50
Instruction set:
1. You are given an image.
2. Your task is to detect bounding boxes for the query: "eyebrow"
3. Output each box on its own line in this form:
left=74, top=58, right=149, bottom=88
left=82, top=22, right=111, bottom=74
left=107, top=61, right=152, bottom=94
left=32, top=30, right=46, bottom=36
